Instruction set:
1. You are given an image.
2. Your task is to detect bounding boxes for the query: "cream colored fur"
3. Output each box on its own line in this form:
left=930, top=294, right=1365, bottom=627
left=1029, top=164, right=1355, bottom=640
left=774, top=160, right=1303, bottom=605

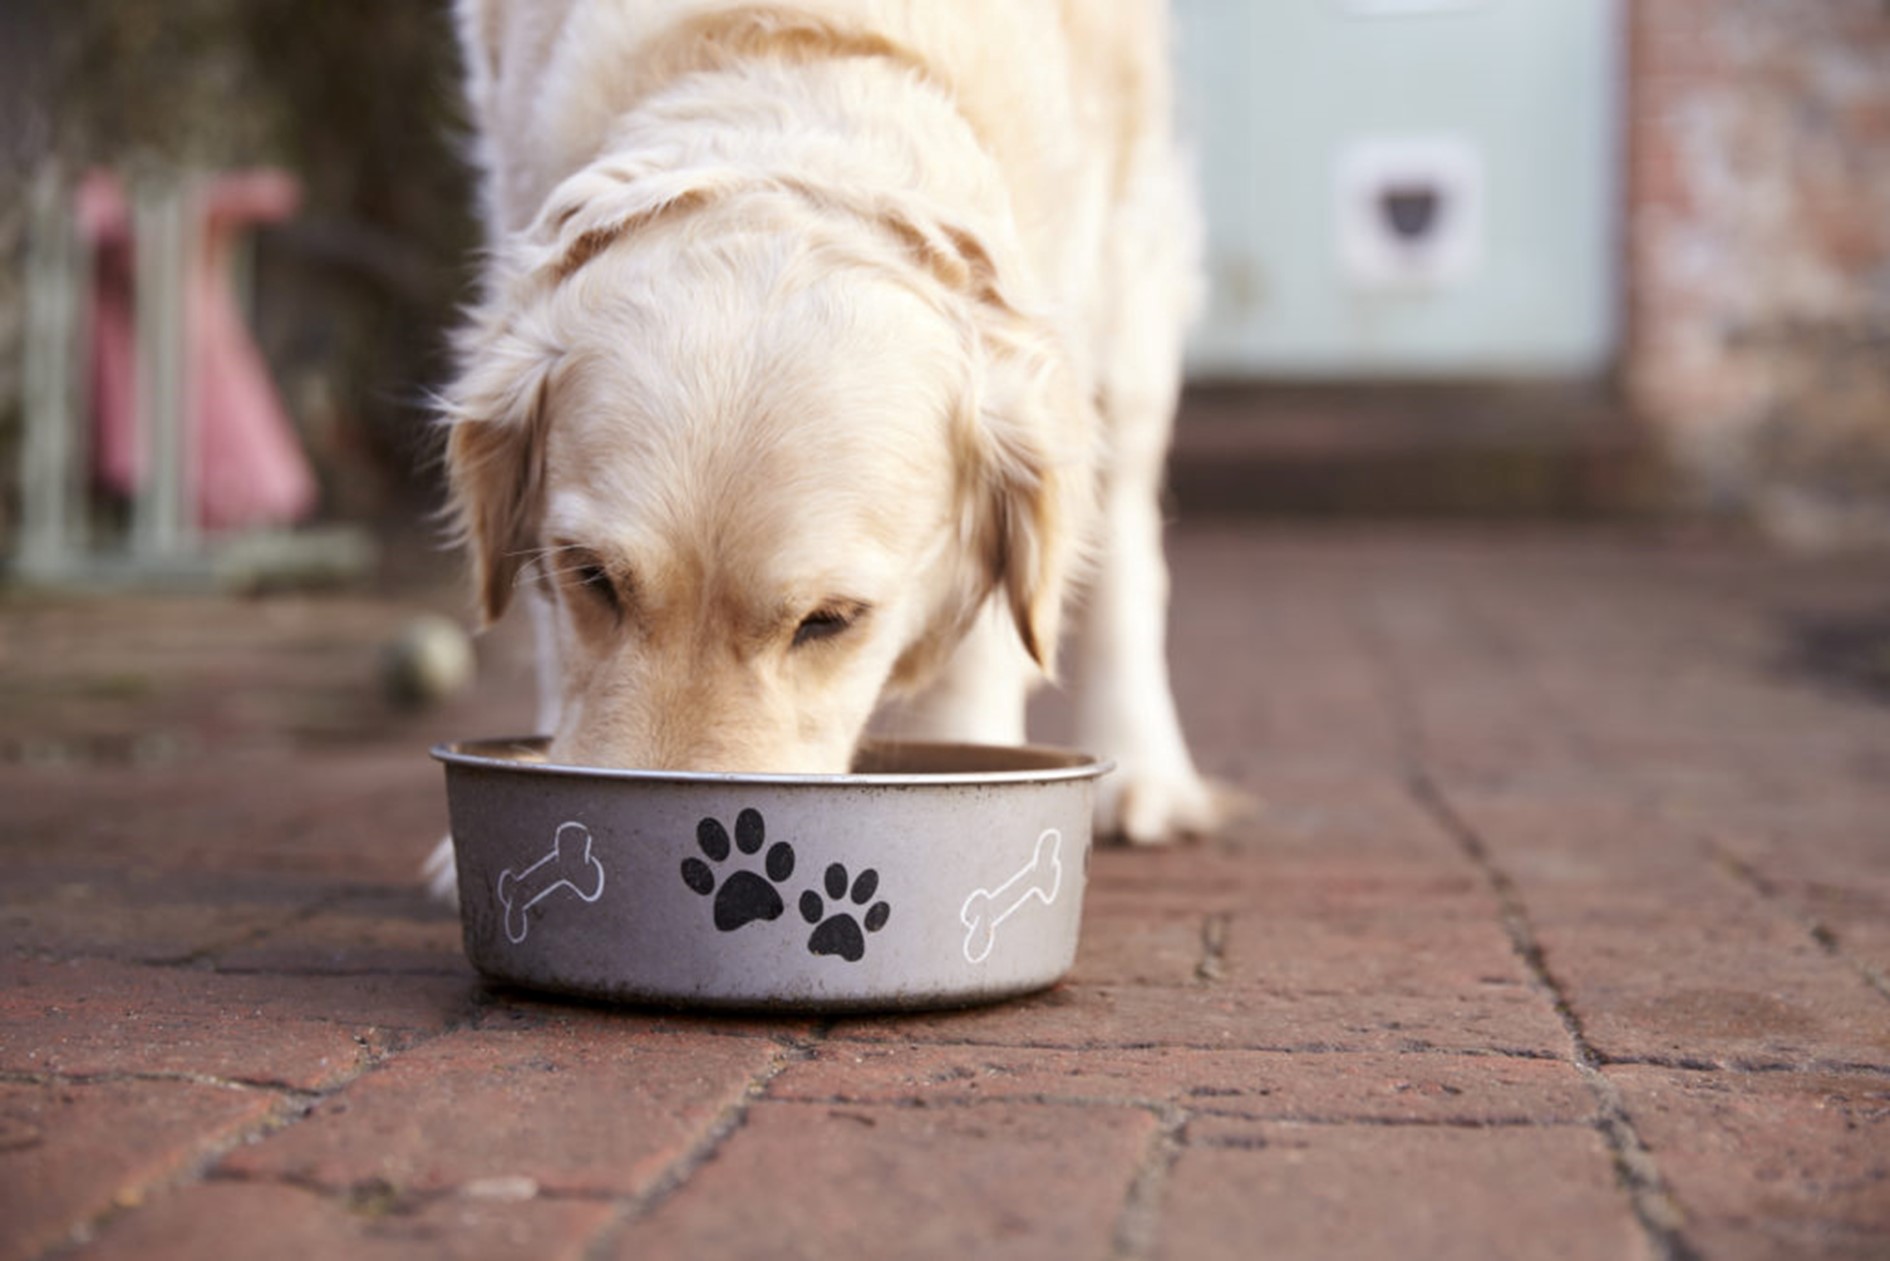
left=426, top=0, right=1234, bottom=901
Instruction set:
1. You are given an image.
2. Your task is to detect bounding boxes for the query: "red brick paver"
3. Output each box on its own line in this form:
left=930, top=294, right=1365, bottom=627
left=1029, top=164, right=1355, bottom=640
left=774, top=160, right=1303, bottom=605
left=617, top=1101, right=1158, bottom=1260
left=218, top=1028, right=787, bottom=1198
left=78, top=1180, right=617, bottom=1261
left=4, top=527, right=1889, bottom=1259
left=1160, top=1126, right=1650, bottom=1261
left=0, top=1078, right=285, bottom=1261
left=1607, top=1066, right=1890, bottom=1260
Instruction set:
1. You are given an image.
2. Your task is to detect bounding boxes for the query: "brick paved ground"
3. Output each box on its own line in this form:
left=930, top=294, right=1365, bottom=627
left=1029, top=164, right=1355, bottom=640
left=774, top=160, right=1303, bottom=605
left=3, top=526, right=1888, bottom=1260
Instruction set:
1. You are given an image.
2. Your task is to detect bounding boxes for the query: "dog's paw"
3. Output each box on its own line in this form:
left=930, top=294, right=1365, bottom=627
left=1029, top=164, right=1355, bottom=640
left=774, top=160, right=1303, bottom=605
left=1096, top=767, right=1254, bottom=845
left=423, top=835, right=460, bottom=908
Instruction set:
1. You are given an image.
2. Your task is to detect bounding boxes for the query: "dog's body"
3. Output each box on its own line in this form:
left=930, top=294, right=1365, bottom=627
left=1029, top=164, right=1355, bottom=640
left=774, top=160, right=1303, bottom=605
left=428, top=0, right=1230, bottom=897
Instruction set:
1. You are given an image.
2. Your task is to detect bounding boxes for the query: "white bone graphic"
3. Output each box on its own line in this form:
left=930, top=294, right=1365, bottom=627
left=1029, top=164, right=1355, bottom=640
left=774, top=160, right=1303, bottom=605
left=960, top=828, right=1063, bottom=964
left=497, top=821, right=606, bottom=944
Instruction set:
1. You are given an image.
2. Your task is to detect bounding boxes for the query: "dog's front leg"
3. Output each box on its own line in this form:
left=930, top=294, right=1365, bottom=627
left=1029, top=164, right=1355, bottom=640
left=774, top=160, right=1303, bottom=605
left=1073, top=400, right=1242, bottom=844
left=424, top=586, right=564, bottom=905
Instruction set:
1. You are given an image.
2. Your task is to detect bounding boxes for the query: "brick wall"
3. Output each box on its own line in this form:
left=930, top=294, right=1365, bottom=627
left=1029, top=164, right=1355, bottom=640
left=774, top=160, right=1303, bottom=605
left=1627, top=0, right=1890, bottom=544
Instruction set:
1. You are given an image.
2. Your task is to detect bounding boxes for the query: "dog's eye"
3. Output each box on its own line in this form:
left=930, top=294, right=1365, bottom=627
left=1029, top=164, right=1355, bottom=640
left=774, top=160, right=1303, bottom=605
left=792, top=607, right=855, bottom=649
left=559, top=551, right=622, bottom=617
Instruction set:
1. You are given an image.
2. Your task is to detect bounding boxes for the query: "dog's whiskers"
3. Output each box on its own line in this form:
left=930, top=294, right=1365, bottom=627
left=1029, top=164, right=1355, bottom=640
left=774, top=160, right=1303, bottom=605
left=532, top=564, right=613, bottom=585
left=504, top=544, right=596, bottom=591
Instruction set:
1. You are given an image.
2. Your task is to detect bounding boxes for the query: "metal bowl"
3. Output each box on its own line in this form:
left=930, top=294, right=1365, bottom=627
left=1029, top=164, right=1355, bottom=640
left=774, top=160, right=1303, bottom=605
left=434, top=738, right=1112, bottom=1012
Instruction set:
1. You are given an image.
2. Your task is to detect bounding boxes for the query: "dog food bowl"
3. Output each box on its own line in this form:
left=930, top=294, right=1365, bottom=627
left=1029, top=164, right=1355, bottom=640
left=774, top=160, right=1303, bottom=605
left=434, top=738, right=1112, bottom=1012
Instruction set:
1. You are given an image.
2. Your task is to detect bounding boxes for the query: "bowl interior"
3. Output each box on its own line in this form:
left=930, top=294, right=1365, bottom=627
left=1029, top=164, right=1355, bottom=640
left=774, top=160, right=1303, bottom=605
left=432, top=737, right=1110, bottom=784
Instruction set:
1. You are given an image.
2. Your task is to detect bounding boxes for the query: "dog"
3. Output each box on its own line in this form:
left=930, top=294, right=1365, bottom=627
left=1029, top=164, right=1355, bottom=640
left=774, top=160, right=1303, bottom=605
left=426, top=0, right=1234, bottom=901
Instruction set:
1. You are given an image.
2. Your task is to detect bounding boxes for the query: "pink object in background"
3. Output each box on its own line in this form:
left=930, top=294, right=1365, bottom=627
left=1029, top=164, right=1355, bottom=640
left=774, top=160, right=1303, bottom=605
left=76, top=169, right=318, bottom=533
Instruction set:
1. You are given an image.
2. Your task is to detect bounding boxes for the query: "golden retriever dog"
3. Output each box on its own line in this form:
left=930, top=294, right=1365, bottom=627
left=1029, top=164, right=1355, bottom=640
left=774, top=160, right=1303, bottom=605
left=427, top=0, right=1233, bottom=899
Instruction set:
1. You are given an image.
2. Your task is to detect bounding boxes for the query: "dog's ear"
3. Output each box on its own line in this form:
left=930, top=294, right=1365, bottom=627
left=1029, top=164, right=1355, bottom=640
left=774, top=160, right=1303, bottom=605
left=528, top=163, right=744, bottom=283
left=443, top=321, right=558, bottom=627
left=967, top=318, right=1089, bottom=679
left=442, top=157, right=729, bottom=627
left=883, top=204, right=1089, bottom=680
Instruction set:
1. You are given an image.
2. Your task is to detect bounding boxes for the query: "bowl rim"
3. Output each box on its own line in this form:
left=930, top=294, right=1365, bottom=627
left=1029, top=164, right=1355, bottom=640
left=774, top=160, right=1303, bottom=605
left=432, top=736, right=1114, bottom=787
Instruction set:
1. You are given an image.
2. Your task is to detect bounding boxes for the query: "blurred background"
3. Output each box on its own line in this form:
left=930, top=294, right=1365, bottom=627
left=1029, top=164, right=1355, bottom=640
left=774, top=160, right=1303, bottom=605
left=1170, top=0, right=1890, bottom=537
left=1, top=0, right=477, bottom=587
left=0, top=0, right=1886, bottom=582
left=6, top=10, right=1887, bottom=1254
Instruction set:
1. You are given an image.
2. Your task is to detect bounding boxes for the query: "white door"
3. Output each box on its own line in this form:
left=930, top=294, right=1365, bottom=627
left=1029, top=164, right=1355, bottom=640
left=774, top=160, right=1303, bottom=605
left=1175, top=0, right=1622, bottom=379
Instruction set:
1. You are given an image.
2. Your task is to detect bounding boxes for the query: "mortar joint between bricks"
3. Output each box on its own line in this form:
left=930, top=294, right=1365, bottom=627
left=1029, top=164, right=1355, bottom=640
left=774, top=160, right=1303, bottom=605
left=1406, top=766, right=1703, bottom=1261
left=1108, top=1103, right=1187, bottom=1261
left=579, top=1036, right=807, bottom=1260
left=49, top=1084, right=319, bottom=1256
left=1710, top=840, right=1890, bottom=1005
left=1194, top=911, right=1230, bottom=984
left=1597, top=1052, right=1890, bottom=1078
left=0, top=1065, right=323, bottom=1103
left=158, top=890, right=355, bottom=971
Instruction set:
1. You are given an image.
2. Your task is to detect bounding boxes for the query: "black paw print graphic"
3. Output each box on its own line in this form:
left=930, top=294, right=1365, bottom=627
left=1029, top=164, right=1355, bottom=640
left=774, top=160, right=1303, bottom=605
left=799, top=863, right=891, bottom=962
left=680, top=809, right=795, bottom=932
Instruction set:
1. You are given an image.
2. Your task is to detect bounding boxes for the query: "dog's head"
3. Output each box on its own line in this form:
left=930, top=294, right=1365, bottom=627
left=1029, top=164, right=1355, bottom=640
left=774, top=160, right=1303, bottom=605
left=445, top=159, right=1087, bottom=772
